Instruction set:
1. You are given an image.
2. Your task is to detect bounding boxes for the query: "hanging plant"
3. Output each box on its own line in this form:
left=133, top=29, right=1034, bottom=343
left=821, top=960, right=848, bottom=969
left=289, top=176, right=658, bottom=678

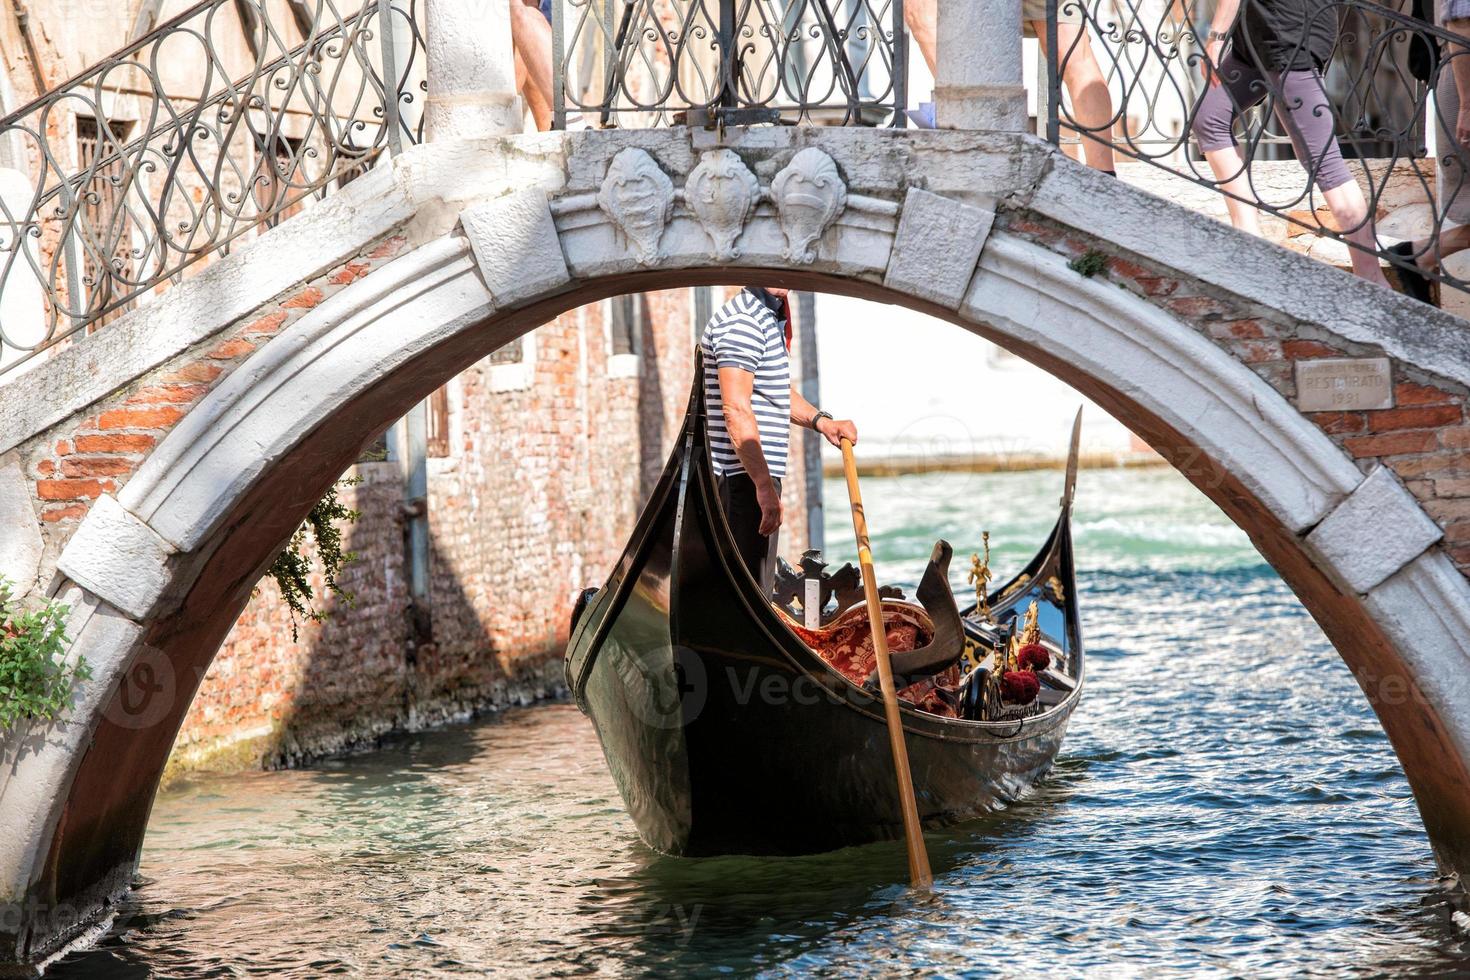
left=265, top=476, right=362, bottom=642
left=0, top=579, right=90, bottom=731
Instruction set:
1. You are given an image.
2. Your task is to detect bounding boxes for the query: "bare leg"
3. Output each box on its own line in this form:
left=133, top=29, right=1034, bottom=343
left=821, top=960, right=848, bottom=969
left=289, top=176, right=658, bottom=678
left=1321, top=180, right=1390, bottom=286
left=1202, top=146, right=1266, bottom=236
left=1409, top=224, right=1470, bottom=272
left=1033, top=22, right=1116, bottom=171
left=904, top=0, right=938, bottom=77
left=510, top=0, right=553, bottom=131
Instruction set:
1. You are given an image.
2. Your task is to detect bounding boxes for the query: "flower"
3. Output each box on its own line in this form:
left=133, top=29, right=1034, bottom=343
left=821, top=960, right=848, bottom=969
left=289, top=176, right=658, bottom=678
left=1017, top=643, right=1051, bottom=674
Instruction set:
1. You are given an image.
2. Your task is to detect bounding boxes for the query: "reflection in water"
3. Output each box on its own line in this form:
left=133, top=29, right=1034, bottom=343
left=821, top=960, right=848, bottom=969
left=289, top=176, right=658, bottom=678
left=52, top=468, right=1470, bottom=977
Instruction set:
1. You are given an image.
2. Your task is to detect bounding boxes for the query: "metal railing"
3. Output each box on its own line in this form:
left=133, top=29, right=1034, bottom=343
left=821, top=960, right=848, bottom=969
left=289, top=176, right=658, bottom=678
left=0, top=0, right=426, bottom=375
left=551, top=0, right=908, bottom=129
left=1046, top=0, right=1470, bottom=298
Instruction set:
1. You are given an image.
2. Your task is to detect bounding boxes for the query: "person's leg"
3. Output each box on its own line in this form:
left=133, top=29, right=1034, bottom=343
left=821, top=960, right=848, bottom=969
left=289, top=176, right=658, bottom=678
left=1272, top=69, right=1389, bottom=286
left=509, top=0, right=554, bottom=131
left=1409, top=53, right=1470, bottom=275
left=718, top=473, right=776, bottom=592
left=1033, top=21, right=1116, bottom=172
left=904, top=0, right=937, bottom=77
left=1191, top=51, right=1267, bottom=236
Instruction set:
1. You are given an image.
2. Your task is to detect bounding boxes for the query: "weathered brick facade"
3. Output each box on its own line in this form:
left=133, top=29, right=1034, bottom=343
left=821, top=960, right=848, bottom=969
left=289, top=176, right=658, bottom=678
left=165, top=285, right=814, bottom=772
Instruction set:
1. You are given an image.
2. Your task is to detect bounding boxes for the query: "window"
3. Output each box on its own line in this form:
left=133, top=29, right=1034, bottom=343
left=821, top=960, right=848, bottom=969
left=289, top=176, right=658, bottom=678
left=334, top=152, right=378, bottom=190
left=610, top=293, right=642, bottom=356
left=75, top=116, right=135, bottom=328
left=487, top=331, right=536, bottom=392
left=691, top=286, right=713, bottom=337
left=608, top=294, right=644, bottom=378
left=426, top=385, right=451, bottom=457
left=490, top=337, right=524, bottom=364
left=256, top=133, right=306, bottom=228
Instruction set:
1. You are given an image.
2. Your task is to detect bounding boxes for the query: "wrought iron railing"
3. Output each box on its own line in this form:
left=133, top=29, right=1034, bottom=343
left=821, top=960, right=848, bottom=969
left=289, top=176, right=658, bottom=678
left=1045, top=0, right=1470, bottom=299
left=0, top=0, right=426, bottom=375
left=551, top=0, right=908, bottom=129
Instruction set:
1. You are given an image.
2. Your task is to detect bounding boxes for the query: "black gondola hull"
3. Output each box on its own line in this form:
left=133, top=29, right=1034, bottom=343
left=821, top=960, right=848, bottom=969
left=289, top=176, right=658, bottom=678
left=565, top=376, right=1084, bottom=857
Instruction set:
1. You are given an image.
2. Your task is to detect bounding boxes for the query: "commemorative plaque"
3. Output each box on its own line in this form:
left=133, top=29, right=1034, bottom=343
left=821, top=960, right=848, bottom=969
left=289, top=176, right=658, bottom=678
left=1295, top=357, right=1393, bottom=412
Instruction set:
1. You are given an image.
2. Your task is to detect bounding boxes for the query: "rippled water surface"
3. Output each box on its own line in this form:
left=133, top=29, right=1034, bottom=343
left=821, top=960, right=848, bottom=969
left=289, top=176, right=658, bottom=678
left=53, top=467, right=1470, bottom=977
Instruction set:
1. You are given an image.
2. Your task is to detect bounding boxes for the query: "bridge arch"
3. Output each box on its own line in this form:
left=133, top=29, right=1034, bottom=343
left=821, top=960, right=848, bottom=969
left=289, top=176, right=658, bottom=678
left=2, top=127, right=1468, bottom=962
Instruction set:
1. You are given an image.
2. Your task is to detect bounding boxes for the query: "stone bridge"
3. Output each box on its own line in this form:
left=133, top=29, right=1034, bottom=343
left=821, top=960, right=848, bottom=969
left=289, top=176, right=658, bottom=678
left=2, top=123, right=1470, bottom=962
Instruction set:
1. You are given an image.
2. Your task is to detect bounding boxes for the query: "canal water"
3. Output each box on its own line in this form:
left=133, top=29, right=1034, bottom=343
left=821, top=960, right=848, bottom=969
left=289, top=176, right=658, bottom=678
left=52, top=467, right=1470, bottom=977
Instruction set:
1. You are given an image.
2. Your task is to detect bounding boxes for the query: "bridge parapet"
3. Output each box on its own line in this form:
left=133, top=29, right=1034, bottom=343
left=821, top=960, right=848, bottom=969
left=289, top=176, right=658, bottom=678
left=0, top=0, right=427, bottom=373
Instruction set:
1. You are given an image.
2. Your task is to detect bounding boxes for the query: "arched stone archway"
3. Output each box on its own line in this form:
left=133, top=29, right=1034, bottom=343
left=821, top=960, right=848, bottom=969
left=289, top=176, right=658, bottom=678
left=3, top=126, right=1468, bottom=963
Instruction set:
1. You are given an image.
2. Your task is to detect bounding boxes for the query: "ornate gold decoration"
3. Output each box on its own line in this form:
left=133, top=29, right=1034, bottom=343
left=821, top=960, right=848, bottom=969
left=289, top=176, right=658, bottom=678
left=967, top=531, right=993, bottom=621
left=1021, top=600, right=1041, bottom=647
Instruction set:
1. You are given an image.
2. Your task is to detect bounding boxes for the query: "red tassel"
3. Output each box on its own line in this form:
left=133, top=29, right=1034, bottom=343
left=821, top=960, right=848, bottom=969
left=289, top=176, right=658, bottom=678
left=1017, top=643, right=1051, bottom=674
left=1000, top=670, right=1040, bottom=704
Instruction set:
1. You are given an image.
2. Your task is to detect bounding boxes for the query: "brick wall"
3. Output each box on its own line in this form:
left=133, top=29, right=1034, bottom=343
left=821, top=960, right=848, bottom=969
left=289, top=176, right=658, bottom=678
left=164, top=285, right=816, bottom=774
left=22, top=235, right=412, bottom=574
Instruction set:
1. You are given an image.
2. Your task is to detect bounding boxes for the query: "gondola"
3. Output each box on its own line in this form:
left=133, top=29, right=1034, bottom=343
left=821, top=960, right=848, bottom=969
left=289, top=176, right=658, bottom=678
left=564, top=365, right=1085, bottom=857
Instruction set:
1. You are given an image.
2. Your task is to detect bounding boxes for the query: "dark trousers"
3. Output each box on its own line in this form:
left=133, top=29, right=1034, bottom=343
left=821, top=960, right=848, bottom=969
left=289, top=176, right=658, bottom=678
left=718, top=473, right=781, bottom=597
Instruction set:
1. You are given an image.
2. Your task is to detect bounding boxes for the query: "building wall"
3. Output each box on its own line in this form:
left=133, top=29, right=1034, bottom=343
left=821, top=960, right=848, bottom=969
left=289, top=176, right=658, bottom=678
left=166, top=287, right=815, bottom=774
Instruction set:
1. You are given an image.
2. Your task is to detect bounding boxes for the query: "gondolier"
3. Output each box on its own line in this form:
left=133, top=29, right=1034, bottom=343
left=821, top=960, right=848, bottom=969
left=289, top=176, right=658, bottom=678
left=701, top=286, right=857, bottom=593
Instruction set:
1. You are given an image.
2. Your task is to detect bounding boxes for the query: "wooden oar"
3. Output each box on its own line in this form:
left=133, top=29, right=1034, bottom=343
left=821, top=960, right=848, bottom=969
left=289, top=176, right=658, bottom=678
left=839, top=437, right=934, bottom=890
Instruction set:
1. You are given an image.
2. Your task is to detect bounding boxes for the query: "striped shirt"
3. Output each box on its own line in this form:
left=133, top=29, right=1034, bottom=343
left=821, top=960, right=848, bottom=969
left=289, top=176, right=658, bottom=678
left=701, top=288, right=791, bottom=479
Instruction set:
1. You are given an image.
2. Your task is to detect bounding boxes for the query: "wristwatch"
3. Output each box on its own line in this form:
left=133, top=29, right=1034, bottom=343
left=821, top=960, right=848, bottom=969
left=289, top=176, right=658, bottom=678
left=1208, top=29, right=1230, bottom=40
left=812, top=410, right=834, bottom=431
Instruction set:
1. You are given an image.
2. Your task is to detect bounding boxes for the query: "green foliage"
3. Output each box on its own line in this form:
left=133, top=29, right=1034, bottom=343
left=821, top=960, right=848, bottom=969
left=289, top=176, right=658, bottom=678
left=1068, top=248, right=1109, bottom=279
left=267, top=477, right=362, bottom=642
left=0, top=580, right=90, bottom=730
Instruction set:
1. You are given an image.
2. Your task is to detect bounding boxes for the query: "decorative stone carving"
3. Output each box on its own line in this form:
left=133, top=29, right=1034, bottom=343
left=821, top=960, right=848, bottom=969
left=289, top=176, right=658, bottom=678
left=770, top=148, right=847, bottom=263
left=685, top=149, right=760, bottom=261
left=598, top=148, right=675, bottom=265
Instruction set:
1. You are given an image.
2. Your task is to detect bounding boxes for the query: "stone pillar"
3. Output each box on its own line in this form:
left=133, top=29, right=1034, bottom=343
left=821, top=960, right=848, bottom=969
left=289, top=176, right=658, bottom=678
left=423, top=0, right=521, bottom=140
left=935, top=0, right=1026, bottom=131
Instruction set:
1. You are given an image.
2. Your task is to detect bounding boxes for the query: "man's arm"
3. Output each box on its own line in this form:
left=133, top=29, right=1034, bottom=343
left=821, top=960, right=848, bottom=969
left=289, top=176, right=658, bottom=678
left=719, top=367, right=781, bottom=535
left=790, top=385, right=858, bottom=448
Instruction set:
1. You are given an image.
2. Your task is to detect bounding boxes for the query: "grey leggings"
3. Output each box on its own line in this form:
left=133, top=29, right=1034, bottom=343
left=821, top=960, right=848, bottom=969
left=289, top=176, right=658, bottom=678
left=1192, top=51, right=1353, bottom=192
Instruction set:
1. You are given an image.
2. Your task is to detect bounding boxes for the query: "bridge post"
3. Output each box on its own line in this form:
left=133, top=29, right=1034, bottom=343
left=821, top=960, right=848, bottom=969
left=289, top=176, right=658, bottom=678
left=423, top=0, right=521, bottom=140
left=935, top=0, right=1026, bottom=131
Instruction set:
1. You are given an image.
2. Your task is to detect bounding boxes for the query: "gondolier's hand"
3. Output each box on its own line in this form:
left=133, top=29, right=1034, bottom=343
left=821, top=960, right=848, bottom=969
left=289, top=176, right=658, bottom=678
left=757, top=480, right=783, bottom=536
left=815, top=417, right=857, bottom=449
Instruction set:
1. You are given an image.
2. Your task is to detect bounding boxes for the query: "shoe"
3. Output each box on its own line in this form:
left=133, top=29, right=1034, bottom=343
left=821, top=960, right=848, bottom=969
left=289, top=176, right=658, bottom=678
left=1388, top=241, right=1435, bottom=304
